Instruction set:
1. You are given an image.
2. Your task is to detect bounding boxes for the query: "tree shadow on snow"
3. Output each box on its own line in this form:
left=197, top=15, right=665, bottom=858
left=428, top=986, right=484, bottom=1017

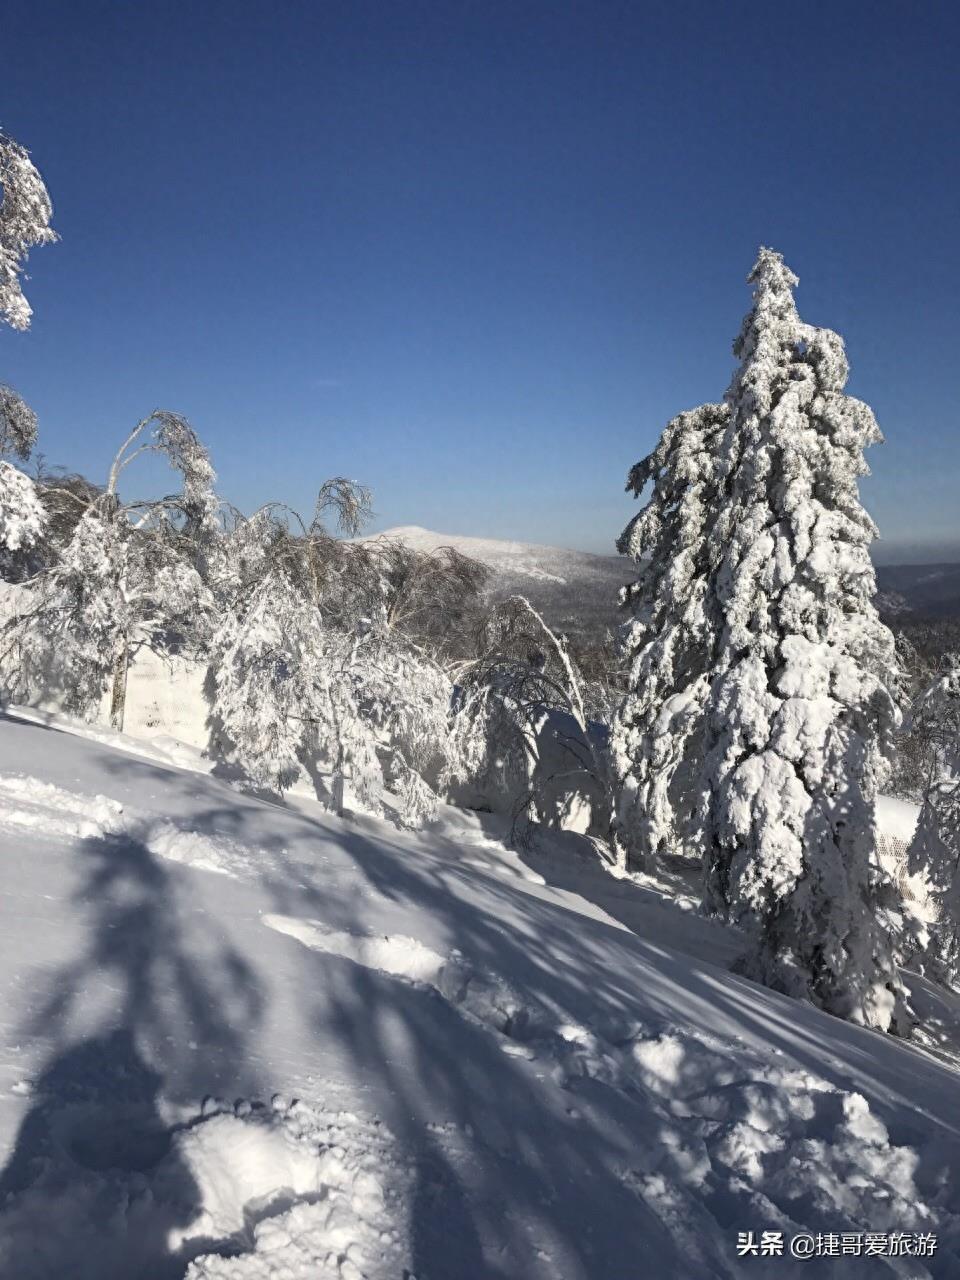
left=0, top=818, right=266, bottom=1280
left=7, top=731, right=960, bottom=1276
left=0, top=1029, right=202, bottom=1279
left=256, top=807, right=960, bottom=1278
left=258, top=828, right=703, bottom=1279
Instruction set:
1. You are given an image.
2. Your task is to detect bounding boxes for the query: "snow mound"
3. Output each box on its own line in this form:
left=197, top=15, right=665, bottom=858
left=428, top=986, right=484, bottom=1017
left=145, top=822, right=262, bottom=879
left=0, top=773, right=125, bottom=840
left=262, top=916, right=448, bottom=986
left=185, top=1198, right=381, bottom=1280
left=0, top=1088, right=407, bottom=1280
left=263, top=915, right=537, bottom=1048
left=181, top=1101, right=406, bottom=1280
left=0, top=770, right=274, bottom=879
left=876, top=794, right=921, bottom=844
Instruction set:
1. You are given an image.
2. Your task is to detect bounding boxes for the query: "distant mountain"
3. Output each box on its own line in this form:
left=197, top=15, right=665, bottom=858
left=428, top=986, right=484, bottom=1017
left=367, top=528, right=960, bottom=629
left=874, top=563, right=960, bottom=619
left=367, top=526, right=629, bottom=636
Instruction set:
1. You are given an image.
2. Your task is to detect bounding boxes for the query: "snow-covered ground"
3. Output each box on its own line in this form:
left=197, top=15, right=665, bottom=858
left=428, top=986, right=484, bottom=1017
left=0, top=707, right=959, bottom=1278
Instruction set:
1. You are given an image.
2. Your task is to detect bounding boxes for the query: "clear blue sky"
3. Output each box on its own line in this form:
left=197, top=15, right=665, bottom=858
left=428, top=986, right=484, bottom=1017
left=2, top=0, right=958, bottom=561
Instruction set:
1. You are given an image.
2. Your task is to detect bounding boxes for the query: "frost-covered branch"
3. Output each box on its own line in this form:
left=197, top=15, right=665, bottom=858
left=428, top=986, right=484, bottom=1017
left=0, top=129, right=57, bottom=331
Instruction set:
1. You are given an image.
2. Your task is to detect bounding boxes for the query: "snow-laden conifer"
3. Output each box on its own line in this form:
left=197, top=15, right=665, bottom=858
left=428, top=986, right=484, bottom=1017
left=908, top=658, right=960, bottom=987
left=614, top=248, right=903, bottom=1028
left=612, top=403, right=728, bottom=869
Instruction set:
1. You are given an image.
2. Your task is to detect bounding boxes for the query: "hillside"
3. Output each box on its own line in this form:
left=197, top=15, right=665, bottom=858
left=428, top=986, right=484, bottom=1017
left=874, top=563, right=960, bottom=618
left=367, top=526, right=629, bottom=636
left=0, top=707, right=959, bottom=1278
left=369, top=527, right=960, bottom=627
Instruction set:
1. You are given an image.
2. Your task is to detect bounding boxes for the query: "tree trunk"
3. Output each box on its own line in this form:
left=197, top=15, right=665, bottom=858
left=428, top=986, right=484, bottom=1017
left=331, top=736, right=348, bottom=816
left=109, top=637, right=129, bottom=732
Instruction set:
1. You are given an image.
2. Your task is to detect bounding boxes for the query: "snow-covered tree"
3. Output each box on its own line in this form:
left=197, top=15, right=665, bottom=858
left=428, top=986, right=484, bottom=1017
left=1, top=412, right=217, bottom=726
left=614, top=248, right=904, bottom=1029
left=209, top=563, right=323, bottom=791
left=459, top=595, right=612, bottom=844
left=6, top=506, right=130, bottom=716
left=321, top=623, right=467, bottom=823
left=369, top=536, right=490, bottom=661
left=29, top=466, right=102, bottom=564
left=908, top=658, right=960, bottom=987
left=0, top=385, right=43, bottom=567
left=0, top=404, right=45, bottom=572
left=612, top=402, right=728, bottom=869
left=0, top=129, right=56, bottom=561
left=0, top=383, right=38, bottom=460
left=206, top=498, right=481, bottom=824
left=0, top=460, right=45, bottom=556
left=1, top=129, right=57, bottom=332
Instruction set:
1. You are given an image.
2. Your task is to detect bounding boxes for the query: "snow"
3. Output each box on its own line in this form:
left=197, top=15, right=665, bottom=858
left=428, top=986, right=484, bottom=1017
left=372, top=525, right=572, bottom=564
left=0, top=707, right=959, bottom=1276
left=877, top=795, right=921, bottom=845
left=361, top=525, right=605, bottom=589
left=261, top=917, right=450, bottom=987
left=0, top=461, right=44, bottom=552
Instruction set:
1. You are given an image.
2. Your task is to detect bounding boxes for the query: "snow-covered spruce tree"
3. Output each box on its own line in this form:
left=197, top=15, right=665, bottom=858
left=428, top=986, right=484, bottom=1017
left=612, top=402, right=729, bottom=870
left=614, top=248, right=904, bottom=1029
left=908, top=658, right=960, bottom=986
left=1, top=412, right=217, bottom=726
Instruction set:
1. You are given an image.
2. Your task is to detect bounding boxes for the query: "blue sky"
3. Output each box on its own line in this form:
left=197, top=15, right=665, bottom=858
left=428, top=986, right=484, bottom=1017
left=2, top=0, right=958, bottom=560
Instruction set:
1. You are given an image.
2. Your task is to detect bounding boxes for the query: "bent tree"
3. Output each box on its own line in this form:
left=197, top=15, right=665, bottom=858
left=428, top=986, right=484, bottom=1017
left=3, top=411, right=218, bottom=728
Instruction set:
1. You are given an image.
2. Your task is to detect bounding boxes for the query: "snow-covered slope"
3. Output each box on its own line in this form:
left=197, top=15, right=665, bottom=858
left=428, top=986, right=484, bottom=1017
left=0, top=709, right=959, bottom=1278
left=369, top=525, right=604, bottom=584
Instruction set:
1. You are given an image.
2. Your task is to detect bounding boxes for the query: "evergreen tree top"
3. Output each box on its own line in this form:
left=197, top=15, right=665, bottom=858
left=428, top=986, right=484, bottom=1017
left=732, top=245, right=801, bottom=370
left=748, top=245, right=799, bottom=292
